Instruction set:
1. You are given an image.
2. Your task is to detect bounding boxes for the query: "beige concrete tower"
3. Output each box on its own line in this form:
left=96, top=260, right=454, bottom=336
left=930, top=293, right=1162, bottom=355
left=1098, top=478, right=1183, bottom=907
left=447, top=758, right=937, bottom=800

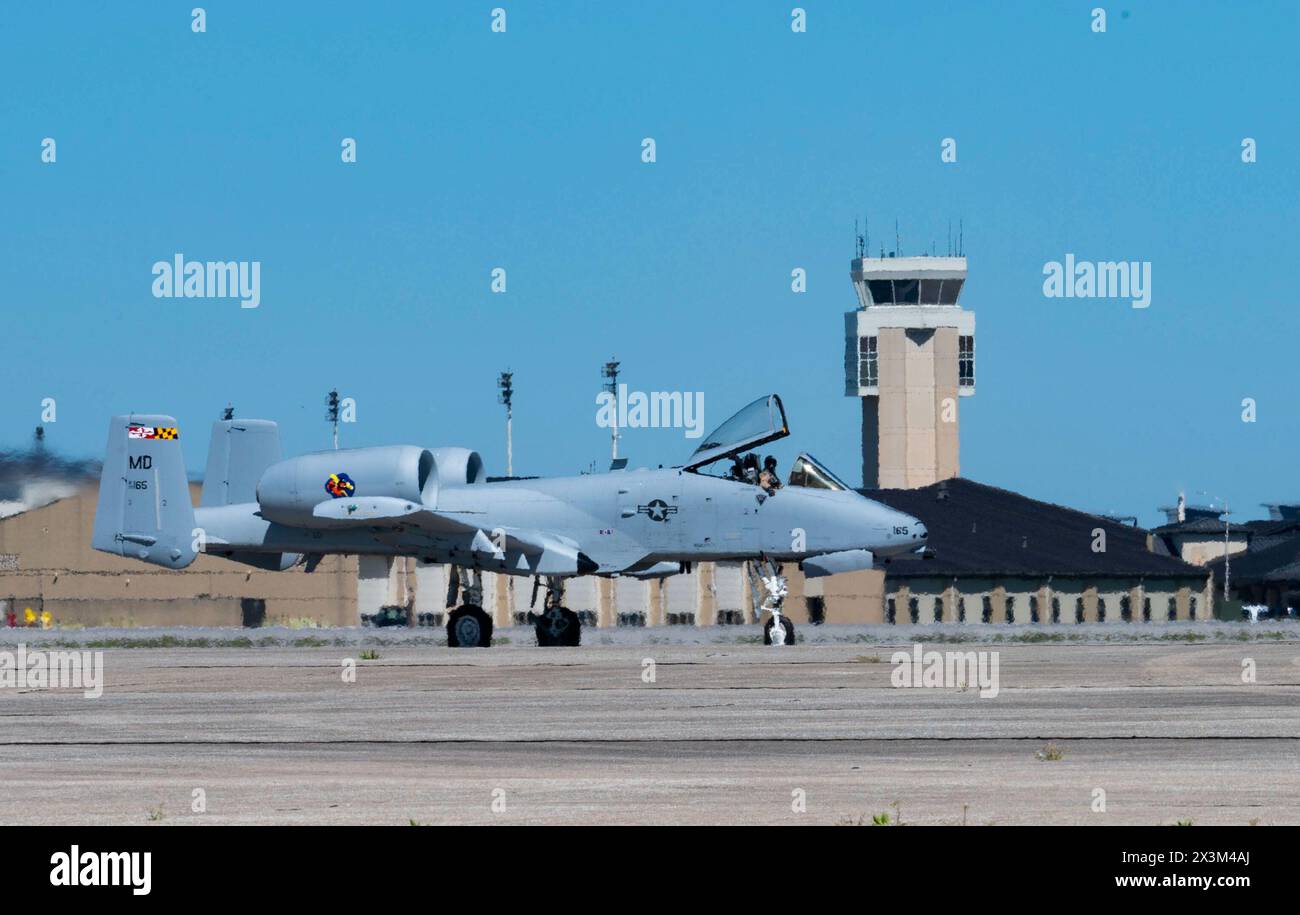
left=845, top=255, right=974, bottom=489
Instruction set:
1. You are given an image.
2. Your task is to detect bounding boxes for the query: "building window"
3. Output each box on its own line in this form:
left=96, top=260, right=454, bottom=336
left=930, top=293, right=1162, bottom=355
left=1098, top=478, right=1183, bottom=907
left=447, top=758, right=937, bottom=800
left=893, top=278, right=920, bottom=304
left=1051, top=596, right=1061, bottom=624
left=1075, top=597, right=1084, bottom=624
left=859, top=336, right=878, bottom=387
left=1142, top=597, right=1151, bottom=622
left=1167, top=596, right=1177, bottom=621
left=1189, top=596, right=1197, bottom=620
left=1005, top=594, right=1016, bottom=623
left=1029, top=595, right=1040, bottom=624
left=959, top=336, right=975, bottom=387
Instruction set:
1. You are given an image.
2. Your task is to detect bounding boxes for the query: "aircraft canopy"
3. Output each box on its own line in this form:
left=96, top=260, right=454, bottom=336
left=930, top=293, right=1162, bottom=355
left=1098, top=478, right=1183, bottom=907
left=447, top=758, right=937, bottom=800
left=683, top=394, right=788, bottom=471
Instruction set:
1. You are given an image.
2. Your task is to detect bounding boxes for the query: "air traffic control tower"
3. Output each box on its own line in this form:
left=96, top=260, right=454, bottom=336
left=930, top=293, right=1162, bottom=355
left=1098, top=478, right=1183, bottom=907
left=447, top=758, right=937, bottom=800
left=845, top=254, right=974, bottom=489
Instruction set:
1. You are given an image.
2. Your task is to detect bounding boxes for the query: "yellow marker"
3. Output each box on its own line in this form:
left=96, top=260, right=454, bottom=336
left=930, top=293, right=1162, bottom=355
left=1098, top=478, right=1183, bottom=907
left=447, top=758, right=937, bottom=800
left=24, top=607, right=36, bottom=625
left=40, top=610, right=52, bottom=630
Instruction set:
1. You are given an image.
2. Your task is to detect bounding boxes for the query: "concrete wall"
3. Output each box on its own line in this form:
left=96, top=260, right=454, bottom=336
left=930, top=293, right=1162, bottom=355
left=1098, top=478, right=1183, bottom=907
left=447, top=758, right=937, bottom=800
left=861, top=325, right=962, bottom=490
left=1175, top=534, right=1249, bottom=567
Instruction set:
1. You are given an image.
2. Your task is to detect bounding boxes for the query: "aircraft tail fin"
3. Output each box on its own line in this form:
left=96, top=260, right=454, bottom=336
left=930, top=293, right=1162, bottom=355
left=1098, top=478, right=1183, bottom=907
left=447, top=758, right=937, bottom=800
left=200, top=419, right=281, bottom=506
left=92, top=415, right=198, bottom=569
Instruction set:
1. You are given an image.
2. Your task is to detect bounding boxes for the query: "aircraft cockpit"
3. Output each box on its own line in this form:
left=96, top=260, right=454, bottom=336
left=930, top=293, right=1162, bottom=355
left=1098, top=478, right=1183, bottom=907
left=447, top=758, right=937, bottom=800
left=681, top=394, right=855, bottom=493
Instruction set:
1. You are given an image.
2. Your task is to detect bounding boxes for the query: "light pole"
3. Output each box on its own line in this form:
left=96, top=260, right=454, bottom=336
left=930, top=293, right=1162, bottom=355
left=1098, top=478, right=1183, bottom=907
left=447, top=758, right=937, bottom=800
left=497, top=371, right=514, bottom=477
left=601, top=359, right=620, bottom=462
left=326, top=389, right=340, bottom=450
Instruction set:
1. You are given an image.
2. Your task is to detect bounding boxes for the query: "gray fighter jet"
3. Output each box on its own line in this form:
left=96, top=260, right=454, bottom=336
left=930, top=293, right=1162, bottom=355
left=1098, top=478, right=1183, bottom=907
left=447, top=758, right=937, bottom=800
left=92, top=395, right=927, bottom=646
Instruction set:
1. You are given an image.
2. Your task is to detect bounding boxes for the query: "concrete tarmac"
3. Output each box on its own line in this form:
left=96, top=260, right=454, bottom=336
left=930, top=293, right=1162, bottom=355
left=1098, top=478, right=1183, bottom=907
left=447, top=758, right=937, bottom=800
left=0, top=625, right=1297, bottom=825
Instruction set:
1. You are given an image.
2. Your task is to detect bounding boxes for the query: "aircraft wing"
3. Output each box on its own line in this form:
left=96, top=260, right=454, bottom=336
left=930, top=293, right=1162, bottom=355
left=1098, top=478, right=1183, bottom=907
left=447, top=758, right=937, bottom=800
left=310, top=497, right=594, bottom=574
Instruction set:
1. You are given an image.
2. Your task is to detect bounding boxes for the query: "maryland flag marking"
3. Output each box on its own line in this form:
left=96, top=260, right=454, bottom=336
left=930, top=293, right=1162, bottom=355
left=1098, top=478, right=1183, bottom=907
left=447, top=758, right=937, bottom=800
left=324, top=473, right=356, bottom=499
left=128, top=425, right=179, bottom=440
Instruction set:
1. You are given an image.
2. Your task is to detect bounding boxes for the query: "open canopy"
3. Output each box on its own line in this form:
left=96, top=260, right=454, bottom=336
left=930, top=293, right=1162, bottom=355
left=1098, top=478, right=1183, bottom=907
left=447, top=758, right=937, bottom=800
left=683, top=394, right=788, bottom=471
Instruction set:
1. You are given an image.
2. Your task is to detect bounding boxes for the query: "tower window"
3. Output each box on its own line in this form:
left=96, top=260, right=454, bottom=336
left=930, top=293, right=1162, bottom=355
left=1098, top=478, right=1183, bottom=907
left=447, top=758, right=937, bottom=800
left=919, top=279, right=944, bottom=303
left=893, top=278, right=920, bottom=304
left=959, top=335, right=975, bottom=387
left=867, top=280, right=894, bottom=305
left=858, top=336, right=878, bottom=387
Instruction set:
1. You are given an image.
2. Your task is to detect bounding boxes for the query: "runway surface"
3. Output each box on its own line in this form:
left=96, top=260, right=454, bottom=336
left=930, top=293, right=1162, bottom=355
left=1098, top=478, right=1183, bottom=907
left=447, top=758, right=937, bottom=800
left=1, top=625, right=1297, bottom=825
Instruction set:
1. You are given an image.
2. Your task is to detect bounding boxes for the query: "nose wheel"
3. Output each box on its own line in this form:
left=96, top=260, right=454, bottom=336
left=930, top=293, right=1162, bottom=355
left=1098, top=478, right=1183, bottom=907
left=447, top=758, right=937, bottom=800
left=748, top=557, right=794, bottom=646
left=764, top=613, right=795, bottom=646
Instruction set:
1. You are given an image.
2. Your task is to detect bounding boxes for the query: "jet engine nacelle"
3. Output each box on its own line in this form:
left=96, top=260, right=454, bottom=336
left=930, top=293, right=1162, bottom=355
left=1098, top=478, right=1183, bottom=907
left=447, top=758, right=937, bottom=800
left=256, top=445, right=438, bottom=527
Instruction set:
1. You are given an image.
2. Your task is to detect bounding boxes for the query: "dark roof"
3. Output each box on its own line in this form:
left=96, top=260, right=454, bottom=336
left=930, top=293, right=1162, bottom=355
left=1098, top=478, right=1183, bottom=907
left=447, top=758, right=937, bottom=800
left=1239, top=518, right=1300, bottom=537
left=1208, top=534, right=1300, bottom=585
left=863, top=477, right=1208, bottom=580
left=1150, top=517, right=1247, bottom=536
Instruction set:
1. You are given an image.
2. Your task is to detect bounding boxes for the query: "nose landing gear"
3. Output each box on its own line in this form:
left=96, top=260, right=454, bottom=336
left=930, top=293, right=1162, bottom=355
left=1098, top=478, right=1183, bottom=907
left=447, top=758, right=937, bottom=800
left=748, top=557, right=794, bottom=646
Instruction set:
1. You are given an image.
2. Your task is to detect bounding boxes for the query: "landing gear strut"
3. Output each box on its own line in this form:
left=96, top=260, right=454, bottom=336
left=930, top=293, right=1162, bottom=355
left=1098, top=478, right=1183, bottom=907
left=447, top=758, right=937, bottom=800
left=446, top=567, right=492, bottom=648
left=748, top=557, right=794, bottom=646
left=529, top=575, right=581, bottom=648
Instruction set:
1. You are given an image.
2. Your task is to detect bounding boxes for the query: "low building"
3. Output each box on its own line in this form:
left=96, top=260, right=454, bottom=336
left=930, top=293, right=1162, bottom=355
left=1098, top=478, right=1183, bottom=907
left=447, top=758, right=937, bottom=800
left=1151, top=516, right=1250, bottom=566
left=0, top=484, right=356, bottom=627
left=867, top=478, right=1212, bottom=622
left=1208, top=535, right=1300, bottom=614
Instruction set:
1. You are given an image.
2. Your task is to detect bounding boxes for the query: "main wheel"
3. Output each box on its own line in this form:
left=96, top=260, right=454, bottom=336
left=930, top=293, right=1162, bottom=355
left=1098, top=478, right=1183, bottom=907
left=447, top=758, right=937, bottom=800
left=447, top=604, right=493, bottom=648
left=763, top=614, right=795, bottom=646
left=534, top=605, right=581, bottom=647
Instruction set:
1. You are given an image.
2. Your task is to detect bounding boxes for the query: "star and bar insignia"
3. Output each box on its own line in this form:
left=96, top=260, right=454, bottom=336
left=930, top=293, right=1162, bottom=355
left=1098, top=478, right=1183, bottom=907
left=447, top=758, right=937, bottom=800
left=637, top=499, right=679, bottom=522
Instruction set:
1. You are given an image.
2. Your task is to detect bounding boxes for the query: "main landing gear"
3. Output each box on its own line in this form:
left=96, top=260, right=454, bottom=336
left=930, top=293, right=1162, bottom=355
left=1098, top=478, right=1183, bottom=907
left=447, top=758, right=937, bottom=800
left=446, top=567, right=493, bottom=648
left=529, top=575, right=581, bottom=648
left=748, top=557, right=794, bottom=646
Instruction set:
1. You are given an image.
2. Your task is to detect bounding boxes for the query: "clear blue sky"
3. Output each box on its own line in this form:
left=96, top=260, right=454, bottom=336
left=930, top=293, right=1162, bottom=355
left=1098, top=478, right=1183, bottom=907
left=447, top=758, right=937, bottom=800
left=2, top=2, right=1296, bottom=526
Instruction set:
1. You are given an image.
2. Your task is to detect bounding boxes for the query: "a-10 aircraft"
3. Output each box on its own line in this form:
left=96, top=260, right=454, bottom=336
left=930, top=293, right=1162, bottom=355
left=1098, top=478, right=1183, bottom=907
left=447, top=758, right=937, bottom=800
left=92, top=395, right=928, bottom=647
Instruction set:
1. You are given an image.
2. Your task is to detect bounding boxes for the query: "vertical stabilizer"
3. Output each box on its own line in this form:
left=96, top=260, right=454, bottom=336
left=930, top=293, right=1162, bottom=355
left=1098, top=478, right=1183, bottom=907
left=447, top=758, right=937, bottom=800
left=92, top=414, right=197, bottom=569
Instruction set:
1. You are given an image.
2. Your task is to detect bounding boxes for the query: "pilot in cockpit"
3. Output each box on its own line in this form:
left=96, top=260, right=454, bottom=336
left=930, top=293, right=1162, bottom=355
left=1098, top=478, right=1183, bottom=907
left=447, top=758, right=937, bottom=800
left=759, top=456, right=781, bottom=493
